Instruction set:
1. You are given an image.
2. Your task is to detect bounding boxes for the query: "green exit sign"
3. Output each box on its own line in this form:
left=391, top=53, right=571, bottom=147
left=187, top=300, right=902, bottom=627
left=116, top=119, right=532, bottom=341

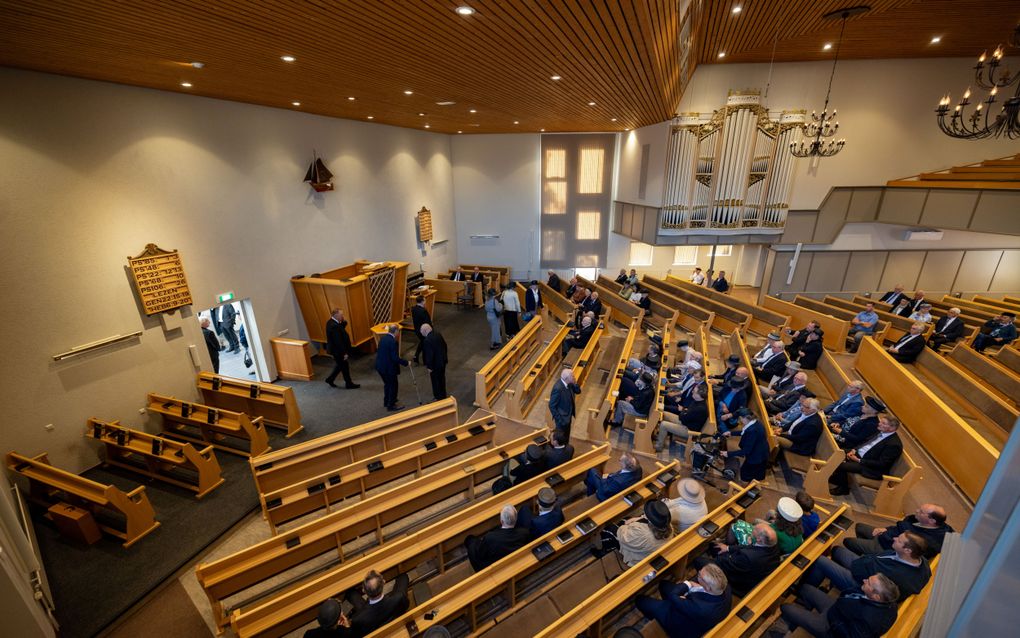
left=216, top=292, right=235, bottom=304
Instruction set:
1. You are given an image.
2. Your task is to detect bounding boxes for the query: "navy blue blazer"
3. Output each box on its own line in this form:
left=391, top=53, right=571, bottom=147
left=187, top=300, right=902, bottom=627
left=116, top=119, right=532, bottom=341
left=517, top=504, right=564, bottom=539
left=549, top=380, right=580, bottom=429
left=824, top=392, right=864, bottom=422
left=779, top=412, right=823, bottom=456
left=717, top=387, right=747, bottom=417
left=586, top=466, right=643, bottom=502
left=374, top=333, right=407, bottom=376
left=525, top=288, right=543, bottom=312
left=659, top=582, right=733, bottom=638
left=729, top=420, right=770, bottom=466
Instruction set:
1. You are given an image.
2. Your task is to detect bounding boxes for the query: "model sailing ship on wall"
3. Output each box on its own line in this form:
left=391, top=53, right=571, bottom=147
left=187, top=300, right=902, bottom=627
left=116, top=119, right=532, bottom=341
left=303, top=153, right=334, bottom=192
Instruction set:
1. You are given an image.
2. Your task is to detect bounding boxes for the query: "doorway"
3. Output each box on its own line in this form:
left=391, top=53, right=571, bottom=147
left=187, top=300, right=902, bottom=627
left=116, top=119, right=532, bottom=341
left=198, top=299, right=268, bottom=382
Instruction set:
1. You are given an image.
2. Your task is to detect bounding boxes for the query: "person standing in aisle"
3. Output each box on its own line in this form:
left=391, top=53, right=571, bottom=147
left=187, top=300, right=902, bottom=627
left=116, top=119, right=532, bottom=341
left=410, top=295, right=431, bottom=365
left=201, top=317, right=220, bottom=373
left=484, top=288, right=503, bottom=350
left=374, top=324, right=408, bottom=411
left=501, top=283, right=522, bottom=339
left=216, top=302, right=240, bottom=353
left=420, top=323, right=449, bottom=401
left=325, top=308, right=360, bottom=389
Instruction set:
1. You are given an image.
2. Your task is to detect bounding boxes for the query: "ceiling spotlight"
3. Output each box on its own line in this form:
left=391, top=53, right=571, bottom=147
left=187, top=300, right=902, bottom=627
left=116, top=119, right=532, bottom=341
left=280, top=55, right=295, bottom=62
left=611, top=118, right=617, bottom=122
left=190, top=61, right=204, bottom=68
left=418, top=112, right=425, bottom=116
left=514, top=120, right=520, bottom=124
left=588, top=101, right=596, bottom=106
left=930, top=36, right=941, bottom=44
left=404, top=90, right=413, bottom=95
left=347, top=96, right=356, bottom=101
left=551, top=75, right=562, bottom=80
left=823, top=43, right=833, bottom=51
left=367, top=116, right=374, bottom=120
left=292, top=101, right=301, bottom=106
left=436, top=101, right=456, bottom=105
left=457, top=130, right=463, bottom=134
left=717, top=52, right=726, bottom=59
left=180, top=82, right=192, bottom=88
left=625, top=128, right=631, bottom=131
left=455, top=6, right=475, bottom=16
left=732, top=6, right=742, bottom=14
left=469, top=109, right=477, bottom=113
left=425, top=124, right=431, bottom=129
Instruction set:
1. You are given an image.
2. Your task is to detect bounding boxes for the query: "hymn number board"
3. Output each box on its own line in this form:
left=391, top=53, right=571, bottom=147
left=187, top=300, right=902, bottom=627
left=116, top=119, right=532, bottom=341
left=128, top=243, right=194, bottom=315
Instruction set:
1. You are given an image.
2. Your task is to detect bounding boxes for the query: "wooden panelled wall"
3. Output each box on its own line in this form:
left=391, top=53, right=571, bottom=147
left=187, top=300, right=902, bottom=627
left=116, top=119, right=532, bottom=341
left=764, top=249, right=1020, bottom=299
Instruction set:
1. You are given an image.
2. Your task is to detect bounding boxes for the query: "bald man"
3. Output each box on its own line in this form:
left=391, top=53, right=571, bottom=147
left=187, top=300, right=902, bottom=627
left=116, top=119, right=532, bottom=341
left=845, top=504, right=953, bottom=559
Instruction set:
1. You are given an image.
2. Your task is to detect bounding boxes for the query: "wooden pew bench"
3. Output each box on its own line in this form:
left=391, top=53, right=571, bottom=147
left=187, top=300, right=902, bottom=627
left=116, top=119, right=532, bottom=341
left=627, top=277, right=716, bottom=336
left=848, top=448, right=923, bottom=519
left=763, top=296, right=850, bottom=353
left=251, top=397, right=458, bottom=497
left=85, top=418, right=224, bottom=498
left=7, top=451, right=160, bottom=548
left=622, top=326, right=673, bottom=457
left=146, top=393, right=269, bottom=458
left=644, top=275, right=751, bottom=336
left=474, top=315, right=543, bottom=410
left=424, top=277, right=483, bottom=307
left=197, top=428, right=546, bottom=633
left=506, top=323, right=571, bottom=420
left=227, top=446, right=612, bottom=638
left=973, top=294, right=1020, bottom=313
left=913, top=347, right=1016, bottom=439
left=825, top=295, right=930, bottom=344
left=948, top=342, right=1020, bottom=409
left=535, top=280, right=575, bottom=324
left=665, top=273, right=790, bottom=338
left=782, top=413, right=841, bottom=505
left=576, top=275, right=644, bottom=328
left=261, top=414, right=498, bottom=531
left=794, top=296, right=891, bottom=346
left=719, top=330, right=778, bottom=453
left=457, top=263, right=511, bottom=287
left=883, top=555, right=940, bottom=638
left=994, top=344, right=1020, bottom=375
left=586, top=318, right=642, bottom=443
left=196, top=372, right=303, bottom=438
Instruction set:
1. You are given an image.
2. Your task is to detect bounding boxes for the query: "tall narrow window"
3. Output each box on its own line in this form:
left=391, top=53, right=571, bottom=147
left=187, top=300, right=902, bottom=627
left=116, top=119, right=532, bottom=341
left=708, top=245, right=733, bottom=257
left=629, top=242, right=654, bottom=267
left=578, top=147, right=605, bottom=194
left=576, top=211, right=601, bottom=240
left=673, top=246, right=698, bottom=265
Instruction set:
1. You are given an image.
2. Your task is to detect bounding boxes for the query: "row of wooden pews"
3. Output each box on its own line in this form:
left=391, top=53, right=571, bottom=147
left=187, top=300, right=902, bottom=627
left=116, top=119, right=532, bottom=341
left=474, top=315, right=543, bottom=410
left=663, top=273, right=790, bottom=339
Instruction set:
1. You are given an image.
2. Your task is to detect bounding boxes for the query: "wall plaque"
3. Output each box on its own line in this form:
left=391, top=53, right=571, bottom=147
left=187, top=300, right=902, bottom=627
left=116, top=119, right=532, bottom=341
left=417, top=206, right=434, bottom=243
left=128, top=243, right=194, bottom=315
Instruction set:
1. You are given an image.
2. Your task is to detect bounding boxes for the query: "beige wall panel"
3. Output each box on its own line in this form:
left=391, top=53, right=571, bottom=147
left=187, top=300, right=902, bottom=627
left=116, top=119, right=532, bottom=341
left=878, top=252, right=926, bottom=291
left=915, top=251, right=964, bottom=294
left=643, top=207, right=659, bottom=243
left=819, top=188, right=852, bottom=219
left=844, top=252, right=888, bottom=294
left=989, top=250, right=1020, bottom=292
left=804, top=252, right=851, bottom=294
left=953, top=250, right=1002, bottom=293
left=780, top=211, right=817, bottom=244
left=921, top=190, right=980, bottom=229
left=971, top=192, right=1020, bottom=235
left=847, top=188, right=884, bottom=222
left=621, top=206, right=634, bottom=238
left=769, top=252, right=814, bottom=296
left=877, top=189, right=925, bottom=225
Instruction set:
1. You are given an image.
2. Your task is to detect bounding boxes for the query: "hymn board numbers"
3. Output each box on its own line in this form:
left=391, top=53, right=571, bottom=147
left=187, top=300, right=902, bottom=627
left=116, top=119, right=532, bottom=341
left=128, top=243, right=194, bottom=315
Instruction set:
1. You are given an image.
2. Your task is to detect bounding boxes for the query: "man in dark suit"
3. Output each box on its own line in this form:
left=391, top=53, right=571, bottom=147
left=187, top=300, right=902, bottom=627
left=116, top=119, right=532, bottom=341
left=585, top=453, right=643, bottom=501
left=889, top=297, right=914, bottom=317
left=470, top=267, right=485, bottom=282
left=781, top=573, right=899, bottom=638
left=546, top=270, right=561, bottom=293
left=845, top=503, right=953, bottom=559
left=561, top=315, right=596, bottom=357
left=304, top=599, right=352, bottom=638
left=374, top=324, right=408, bottom=411
left=544, top=429, right=574, bottom=468
left=716, top=376, right=749, bottom=433
left=906, top=291, right=927, bottom=313
left=549, top=369, right=581, bottom=436
left=763, top=371, right=808, bottom=415
left=215, top=302, right=240, bottom=353
left=451, top=269, right=465, bottom=281
left=824, top=381, right=865, bottom=423
left=973, top=312, right=1017, bottom=352
left=420, top=323, right=448, bottom=401
left=830, top=396, right=884, bottom=450
left=465, top=505, right=532, bottom=571
left=927, top=307, right=965, bottom=350
left=829, top=415, right=903, bottom=495
left=516, top=488, right=564, bottom=539
left=804, top=532, right=931, bottom=602
left=610, top=373, right=655, bottom=427
left=588, top=291, right=604, bottom=318
left=886, top=322, right=926, bottom=363
left=879, top=285, right=907, bottom=307
left=523, top=280, right=543, bottom=322
left=695, top=523, right=780, bottom=596
left=509, top=444, right=546, bottom=485
left=774, top=397, right=823, bottom=457
left=784, top=321, right=818, bottom=357
left=325, top=308, right=360, bottom=389
left=410, top=295, right=431, bottom=364
left=751, top=342, right=788, bottom=383
left=200, top=318, right=220, bottom=374
left=636, top=564, right=732, bottom=638
left=794, top=329, right=824, bottom=370
left=721, top=408, right=770, bottom=482
left=346, top=570, right=409, bottom=636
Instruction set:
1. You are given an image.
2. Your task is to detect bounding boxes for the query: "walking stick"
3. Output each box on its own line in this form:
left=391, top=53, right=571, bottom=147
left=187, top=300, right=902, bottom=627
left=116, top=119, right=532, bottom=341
left=407, top=362, right=424, bottom=405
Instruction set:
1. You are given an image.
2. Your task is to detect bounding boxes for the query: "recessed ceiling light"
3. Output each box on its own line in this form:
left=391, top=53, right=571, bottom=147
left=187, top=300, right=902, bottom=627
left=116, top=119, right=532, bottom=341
left=588, top=101, right=596, bottom=106
left=292, top=101, right=301, bottom=106
left=418, top=112, right=425, bottom=116
left=625, top=128, right=631, bottom=131
left=823, top=43, right=833, bottom=51
left=931, top=36, right=942, bottom=44
left=540, top=128, right=546, bottom=132
left=732, top=6, right=742, bottom=14
left=347, top=96, right=356, bottom=101
left=457, top=130, right=463, bottom=134
left=180, top=82, right=192, bottom=88
left=717, top=52, right=726, bottom=59
left=469, top=109, right=477, bottom=113
left=367, top=116, right=374, bottom=120
left=404, top=90, right=413, bottom=95
left=455, top=6, right=475, bottom=16
left=436, top=101, right=456, bottom=106
left=551, top=75, right=562, bottom=80
left=611, top=118, right=617, bottom=122
left=425, top=124, right=431, bottom=129
left=514, top=120, right=520, bottom=124
left=190, top=61, right=204, bottom=68
left=280, top=55, right=295, bottom=62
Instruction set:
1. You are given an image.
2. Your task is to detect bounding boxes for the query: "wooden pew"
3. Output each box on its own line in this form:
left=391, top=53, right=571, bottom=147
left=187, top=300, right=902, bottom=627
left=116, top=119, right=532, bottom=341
left=849, top=447, right=923, bottom=520
left=794, top=296, right=891, bottom=346
left=532, top=481, right=762, bottom=638
left=643, top=275, right=751, bottom=336
left=704, top=505, right=852, bottom=637
left=695, top=324, right=719, bottom=437
left=948, top=342, right=1020, bottom=409
left=458, top=263, right=511, bottom=287
left=720, top=330, right=778, bottom=452
left=954, top=296, right=1010, bottom=317
left=439, top=268, right=502, bottom=290
left=196, top=373, right=303, bottom=438
left=146, top=393, right=269, bottom=458
left=251, top=397, right=458, bottom=497
left=934, top=295, right=1001, bottom=322
left=261, top=414, right=498, bottom=531
left=425, top=277, right=484, bottom=307
left=571, top=321, right=606, bottom=388
left=7, top=451, right=160, bottom=548
left=994, top=344, right=1020, bottom=376
left=197, top=428, right=544, bottom=633
left=854, top=337, right=998, bottom=503
left=884, top=555, right=940, bottom=638
left=369, top=461, right=682, bottom=638
left=815, top=346, right=851, bottom=402
left=1005, top=295, right=1020, bottom=307
left=857, top=295, right=989, bottom=338
left=627, top=277, right=716, bottom=336
left=762, top=296, right=850, bottom=353
left=85, top=418, right=223, bottom=499
left=576, top=275, right=644, bottom=328
left=586, top=318, right=641, bottom=443
left=665, top=273, right=791, bottom=338
left=973, top=294, right=1020, bottom=312
left=534, top=280, right=575, bottom=324
left=227, top=445, right=612, bottom=638
left=782, top=413, right=841, bottom=505
left=824, top=295, right=931, bottom=343
left=506, top=323, right=571, bottom=421
left=912, top=348, right=1016, bottom=438
left=474, top=315, right=543, bottom=410
left=626, top=323, right=674, bottom=457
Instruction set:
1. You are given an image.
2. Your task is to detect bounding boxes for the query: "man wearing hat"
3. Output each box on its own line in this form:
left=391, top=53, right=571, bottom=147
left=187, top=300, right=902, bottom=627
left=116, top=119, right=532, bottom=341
left=793, top=328, right=824, bottom=370
left=973, top=312, right=1017, bottom=353
left=664, top=478, right=708, bottom=533
left=784, top=321, right=819, bottom=357
left=890, top=296, right=914, bottom=317
left=305, top=599, right=351, bottom=637
left=710, top=354, right=742, bottom=387
left=592, top=500, right=674, bottom=567
left=509, top=444, right=546, bottom=485
left=752, top=332, right=783, bottom=363
left=832, top=396, right=884, bottom=450
left=523, top=280, right=543, bottom=322
left=768, top=496, right=806, bottom=554
left=636, top=564, right=732, bottom=638
left=517, top=487, right=564, bottom=539
left=721, top=408, right=770, bottom=482
left=759, top=361, right=802, bottom=401
left=886, top=322, right=927, bottom=363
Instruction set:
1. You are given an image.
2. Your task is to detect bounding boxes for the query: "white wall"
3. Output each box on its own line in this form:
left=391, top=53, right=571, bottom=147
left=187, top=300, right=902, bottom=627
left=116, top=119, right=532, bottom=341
left=451, top=134, right=541, bottom=280
left=0, top=68, right=456, bottom=471
left=617, top=122, right=670, bottom=206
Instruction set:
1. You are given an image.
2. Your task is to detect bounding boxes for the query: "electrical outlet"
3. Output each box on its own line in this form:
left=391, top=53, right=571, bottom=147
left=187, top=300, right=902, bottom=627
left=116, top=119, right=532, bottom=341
left=44, top=423, right=54, bottom=432
left=139, top=408, right=146, bottom=415
left=277, top=329, right=290, bottom=336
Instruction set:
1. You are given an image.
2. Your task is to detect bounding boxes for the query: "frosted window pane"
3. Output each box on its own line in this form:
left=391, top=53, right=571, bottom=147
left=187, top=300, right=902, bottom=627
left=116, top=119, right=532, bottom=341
left=576, top=211, right=601, bottom=240
left=579, top=148, right=604, bottom=193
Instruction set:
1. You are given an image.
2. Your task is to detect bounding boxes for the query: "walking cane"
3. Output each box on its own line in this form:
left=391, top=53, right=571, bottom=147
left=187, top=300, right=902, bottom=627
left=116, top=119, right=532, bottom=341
left=407, top=361, right=424, bottom=405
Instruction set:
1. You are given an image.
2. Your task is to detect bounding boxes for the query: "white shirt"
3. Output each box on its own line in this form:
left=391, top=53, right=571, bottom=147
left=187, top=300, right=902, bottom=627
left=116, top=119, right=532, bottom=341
left=501, top=289, right=521, bottom=312
left=936, top=317, right=956, bottom=333
left=691, top=273, right=705, bottom=285
left=894, top=333, right=920, bottom=349
left=857, top=431, right=894, bottom=456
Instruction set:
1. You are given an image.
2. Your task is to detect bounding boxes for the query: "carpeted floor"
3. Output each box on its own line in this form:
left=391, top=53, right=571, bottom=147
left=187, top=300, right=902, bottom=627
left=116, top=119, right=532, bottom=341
left=32, top=303, right=493, bottom=638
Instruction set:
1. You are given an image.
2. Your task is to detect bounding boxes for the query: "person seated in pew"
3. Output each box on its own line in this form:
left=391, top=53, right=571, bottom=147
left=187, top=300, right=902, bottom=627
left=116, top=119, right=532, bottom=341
left=784, top=321, right=820, bottom=357
left=665, top=368, right=706, bottom=412
left=973, top=312, right=1017, bottom=353
left=847, top=303, right=880, bottom=353
left=709, top=354, right=741, bottom=386
left=609, top=373, right=655, bottom=428
left=760, top=360, right=802, bottom=399
left=908, top=303, right=934, bottom=324
left=565, top=276, right=579, bottom=299
left=346, top=569, right=410, bottom=635
left=509, top=444, right=546, bottom=485
left=546, top=269, right=561, bottom=293
left=752, top=332, right=784, bottom=363
left=470, top=267, right=485, bottom=283
left=886, top=322, right=927, bottom=363
left=770, top=392, right=816, bottom=431
left=906, top=290, right=927, bottom=312
left=764, top=371, right=809, bottom=415
left=690, top=267, right=706, bottom=285
left=451, top=268, right=465, bottom=281
left=778, top=573, right=900, bottom=638
left=516, top=487, right=564, bottom=539
left=773, top=397, right=823, bottom=459
left=637, top=289, right=652, bottom=312
left=677, top=339, right=702, bottom=366
left=890, top=296, right=914, bottom=317
left=464, top=504, right=532, bottom=572
left=304, top=599, right=352, bottom=638
left=615, top=268, right=629, bottom=285
left=636, top=563, right=732, bottom=638
left=544, top=429, right=574, bottom=469
left=695, top=522, right=781, bottom=596
left=845, top=503, right=953, bottom=559
left=663, top=478, right=709, bottom=533
left=830, top=396, right=884, bottom=451
left=561, top=315, right=596, bottom=358
left=573, top=285, right=591, bottom=310
left=716, top=377, right=750, bottom=434
left=656, top=384, right=709, bottom=452
left=720, top=409, right=770, bottom=482
left=591, top=500, right=674, bottom=567
left=828, top=416, right=903, bottom=497
left=927, top=307, right=965, bottom=350
left=589, top=291, right=604, bottom=318
left=766, top=497, right=806, bottom=554
left=804, top=532, right=931, bottom=602
left=585, top=452, right=643, bottom=502
left=712, top=270, right=730, bottom=293
left=793, top=329, right=824, bottom=370
left=823, top=381, right=865, bottom=424
left=796, top=491, right=820, bottom=537
left=879, top=284, right=907, bottom=306
left=572, top=287, right=594, bottom=324
left=752, top=340, right=789, bottom=383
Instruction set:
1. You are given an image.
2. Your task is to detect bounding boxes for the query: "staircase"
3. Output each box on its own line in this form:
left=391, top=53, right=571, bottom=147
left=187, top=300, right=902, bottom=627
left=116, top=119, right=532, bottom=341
left=888, top=154, right=1020, bottom=190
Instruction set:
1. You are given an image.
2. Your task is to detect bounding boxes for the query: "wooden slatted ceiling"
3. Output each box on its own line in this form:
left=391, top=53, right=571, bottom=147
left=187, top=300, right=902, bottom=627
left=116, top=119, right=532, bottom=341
left=0, top=0, right=1016, bottom=134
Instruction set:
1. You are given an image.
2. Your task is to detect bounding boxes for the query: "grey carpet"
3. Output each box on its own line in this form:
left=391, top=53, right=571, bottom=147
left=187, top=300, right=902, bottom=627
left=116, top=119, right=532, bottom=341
left=32, top=304, right=494, bottom=637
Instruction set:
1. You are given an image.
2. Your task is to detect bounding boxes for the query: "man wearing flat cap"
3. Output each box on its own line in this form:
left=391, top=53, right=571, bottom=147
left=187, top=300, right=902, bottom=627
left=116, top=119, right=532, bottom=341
left=710, top=354, right=741, bottom=387
left=523, top=280, right=543, bottom=322
left=305, top=598, right=351, bottom=637
left=516, top=487, right=564, bottom=539
left=831, top=396, right=885, bottom=450
left=510, top=444, right=546, bottom=485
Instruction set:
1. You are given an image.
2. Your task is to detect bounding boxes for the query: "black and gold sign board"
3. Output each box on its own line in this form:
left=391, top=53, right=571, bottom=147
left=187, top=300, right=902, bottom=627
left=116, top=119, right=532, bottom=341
left=128, top=243, right=193, bottom=315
